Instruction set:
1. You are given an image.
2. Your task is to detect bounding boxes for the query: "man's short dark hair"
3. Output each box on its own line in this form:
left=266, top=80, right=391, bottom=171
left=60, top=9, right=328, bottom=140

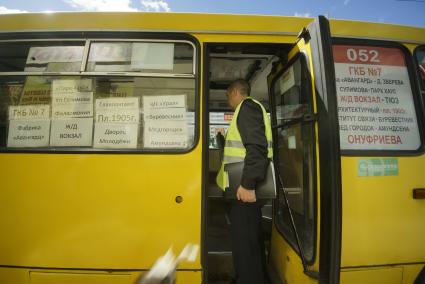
left=228, top=79, right=251, bottom=97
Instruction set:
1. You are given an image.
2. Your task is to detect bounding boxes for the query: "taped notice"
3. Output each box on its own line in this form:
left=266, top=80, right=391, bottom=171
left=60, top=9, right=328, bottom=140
left=50, top=118, right=93, bottom=147
left=333, top=45, right=421, bottom=151
left=9, top=105, right=50, bottom=120
left=7, top=120, right=50, bottom=148
left=94, top=123, right=138, bottom=149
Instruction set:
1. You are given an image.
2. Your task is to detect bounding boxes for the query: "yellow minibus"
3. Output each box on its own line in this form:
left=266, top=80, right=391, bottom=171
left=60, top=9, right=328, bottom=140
left=0, top=12, right=424, bottom=284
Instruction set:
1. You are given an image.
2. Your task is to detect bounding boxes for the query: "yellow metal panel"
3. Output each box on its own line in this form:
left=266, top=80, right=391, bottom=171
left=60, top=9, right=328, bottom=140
left=0, top=13, right=311, bottom=35
left=0, top=13, right=422, bottom=45
left=0, top=151, right=202, bottom=269
left=330, top=19, right=425, bottom=44
left=175, top=271, right=202, bottom=284
left=401, top=264, right=424, bottom=284
left=30, top=272, right=133, bottom=284
left=340, top=267, right=403, bottom=284
left=340, top=156, right=425, bottom=267
left=270, top=226, right=318, bottom=284
left=0, top=268, right=201, bottom=284
left=0, top=267, right=29, bottom=284
left=195, top=33, right=297, bottom=44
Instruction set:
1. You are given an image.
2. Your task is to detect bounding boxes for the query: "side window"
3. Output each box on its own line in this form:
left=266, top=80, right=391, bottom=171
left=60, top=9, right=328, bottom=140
left=415, top=46, right=425, bottom=86
left=414, top=46, right=425, bottom=113
left=333, top=44, right=422, bottom=152
left=0, top=41, right=85, bottom=72
left=272, top=55, right=316, bottom=262
left=0, top=39, right=196, bottom=152
left=87, top=42, right=193, bottom=74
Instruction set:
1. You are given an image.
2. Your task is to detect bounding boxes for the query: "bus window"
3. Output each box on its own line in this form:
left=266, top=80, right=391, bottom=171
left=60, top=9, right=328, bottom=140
left=0, top=41, right=85, bottom=72
left=333, top=44, right=422, bottom=152
left=87, top=41, right=194, bottom=74
left=272, top=55, right=316, bottom=262
left=415, top=46, right=425, bottom=87
left=0, top=39, right=196, bottom=151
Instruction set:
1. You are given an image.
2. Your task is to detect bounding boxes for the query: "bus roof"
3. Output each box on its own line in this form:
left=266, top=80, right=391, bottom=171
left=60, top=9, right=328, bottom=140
left=0, top=12, right=423, bottom=44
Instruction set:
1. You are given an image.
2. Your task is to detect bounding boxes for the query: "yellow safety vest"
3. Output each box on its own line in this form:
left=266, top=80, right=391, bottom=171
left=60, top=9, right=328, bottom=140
left=216, top=97, right=273, bottom=191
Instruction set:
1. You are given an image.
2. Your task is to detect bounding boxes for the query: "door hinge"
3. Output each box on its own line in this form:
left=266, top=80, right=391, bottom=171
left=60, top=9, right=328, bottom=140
left=297, top=27, right=311, bottom=44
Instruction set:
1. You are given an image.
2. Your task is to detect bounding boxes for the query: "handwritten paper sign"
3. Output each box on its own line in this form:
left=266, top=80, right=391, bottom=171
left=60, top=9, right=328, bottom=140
left=9, top=105, right=50, bottom=120
left=7, top=120, right=50, bottom=148
left=143, top=95, right=188, bottom=149
left=94, top=97, right=140, bottom=148
left=7, top=104, right=51, bottom=148
left=52, top=79, right=92, bottom=93
left=94, top=123, right=139, bottom=148
left=52, top=79, right=93, bottom=119
left=50, top=118, right=93, bottom=147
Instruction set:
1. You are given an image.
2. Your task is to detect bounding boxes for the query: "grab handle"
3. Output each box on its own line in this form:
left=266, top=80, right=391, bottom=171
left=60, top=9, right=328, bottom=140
left=413, top=188, right=425, bottom=199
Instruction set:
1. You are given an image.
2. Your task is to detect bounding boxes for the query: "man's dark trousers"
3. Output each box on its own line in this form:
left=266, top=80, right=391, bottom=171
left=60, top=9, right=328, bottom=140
left=230, top=201, right=265, bottom=284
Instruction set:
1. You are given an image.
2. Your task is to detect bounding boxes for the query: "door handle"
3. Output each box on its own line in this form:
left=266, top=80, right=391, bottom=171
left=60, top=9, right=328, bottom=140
left=413, top=188, right=425, bottom=199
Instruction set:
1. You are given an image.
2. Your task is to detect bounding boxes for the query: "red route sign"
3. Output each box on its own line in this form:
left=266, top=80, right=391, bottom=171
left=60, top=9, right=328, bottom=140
left=333, top=45, right=406, bottom=67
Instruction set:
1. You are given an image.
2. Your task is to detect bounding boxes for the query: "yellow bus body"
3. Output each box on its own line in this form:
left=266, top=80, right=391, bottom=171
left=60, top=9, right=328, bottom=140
left=0, top=12, right=424, bottom=284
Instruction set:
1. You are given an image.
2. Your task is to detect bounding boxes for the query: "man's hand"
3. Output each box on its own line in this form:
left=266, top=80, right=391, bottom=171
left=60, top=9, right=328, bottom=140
left=236, top=186, right=256, bottom=202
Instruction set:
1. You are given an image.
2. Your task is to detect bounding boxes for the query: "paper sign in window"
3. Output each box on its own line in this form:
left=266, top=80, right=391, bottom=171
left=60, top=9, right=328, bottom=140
left=143, top=95, right=188, bottom=149
left=7, top=120, right=50, bottom=148
left=7, top=104, right=51, bottom=148
left=52, top=79, right=93, bottom=119
left=94, top=123, right=139, bottom=149
left=131, top=43, right=174, bottom=71
left=9, top=105, right=50, bottom=120
left=143, top=95, right=186, bottom=118
left=52, top=92, right=93, bottom=119
left=52, top=79, right=92, bottom=93
left=144, top=120, right=188, bottom=148
left=94, top=97, right=140, bottom=149
left=50, top=118, right=93, bottom=147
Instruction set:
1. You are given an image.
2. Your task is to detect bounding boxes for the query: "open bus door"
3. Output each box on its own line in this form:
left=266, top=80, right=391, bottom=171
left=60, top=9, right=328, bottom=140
left=267, top=16, right=342, bottom=284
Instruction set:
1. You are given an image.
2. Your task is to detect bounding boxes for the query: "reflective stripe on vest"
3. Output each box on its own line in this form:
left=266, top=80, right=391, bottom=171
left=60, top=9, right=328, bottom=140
left=216, top=97, right=273, bottom=191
